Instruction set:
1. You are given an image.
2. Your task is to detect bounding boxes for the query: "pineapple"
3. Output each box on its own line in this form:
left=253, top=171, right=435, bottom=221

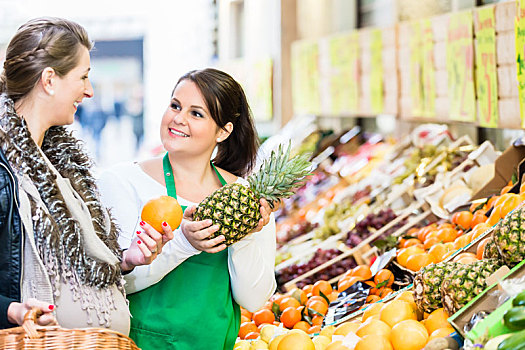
left=414, top=261, right=459, bottom=313
left=482, top=234, right=502, bottom=260
left=194, top=143, right=311, bottom=245
left=440, top=258, right=502, bottom=315
left=493, top=206, right=525, bottom=266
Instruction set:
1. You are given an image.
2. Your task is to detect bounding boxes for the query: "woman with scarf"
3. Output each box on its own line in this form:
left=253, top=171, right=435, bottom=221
left=0, top=17, right=171, bottom=334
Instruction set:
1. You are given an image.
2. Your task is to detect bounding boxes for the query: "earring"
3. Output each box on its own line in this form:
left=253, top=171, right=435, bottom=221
left=48, top=90, right=54, bottom=96
left=216, top=138, right=221, bottom=142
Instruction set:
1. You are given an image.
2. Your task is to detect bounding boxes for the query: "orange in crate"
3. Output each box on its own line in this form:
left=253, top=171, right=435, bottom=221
left=141, top=195, right=183, bottom=232
left=405, top=253, right=435, bottom=272
left=374, top=269, right=394, bottom=288
left=280, top=307, right=301, bottom=328
left=279, top=297, right=300, bottom=312
left=350, top=265, right=373, bottom=279
left=477, top=237, right=492, bottom=260
left=253, top=308, right=275, bottom=326
left=239, top=321, right=258, bottom=339
left=312, top=280, right=333, bottom=297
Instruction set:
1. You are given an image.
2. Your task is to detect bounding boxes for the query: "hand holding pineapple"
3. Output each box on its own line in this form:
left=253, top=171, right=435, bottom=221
left=181, top=197, right=276, bottom=252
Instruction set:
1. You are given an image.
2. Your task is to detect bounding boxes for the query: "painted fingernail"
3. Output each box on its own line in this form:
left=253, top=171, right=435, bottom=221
left=48, top=305, right=55, bottom=311
left=137, top=240, right=142, bottom=245
left=136, top=231, right=141, bottom=235
left=139, top=221, right=145, bottom=226
left=162, top=222, right=168, bottom=227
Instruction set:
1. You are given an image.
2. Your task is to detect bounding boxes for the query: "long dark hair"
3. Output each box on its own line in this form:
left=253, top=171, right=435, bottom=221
left=0, top=17, right=92, bottom=102
left=175, top=68, right=259, bottom=177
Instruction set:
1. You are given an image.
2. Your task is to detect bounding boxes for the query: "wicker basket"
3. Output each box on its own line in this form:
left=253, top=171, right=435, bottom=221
left=0, top=308, right=140, bottom=349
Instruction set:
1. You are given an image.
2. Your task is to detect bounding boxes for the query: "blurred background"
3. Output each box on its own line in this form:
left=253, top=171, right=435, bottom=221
left=0, top=0, right=507, bottom=171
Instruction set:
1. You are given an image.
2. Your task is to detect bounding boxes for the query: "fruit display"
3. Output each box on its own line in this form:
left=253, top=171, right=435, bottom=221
left=232, top=121, right=525, bottom=349
left=275, top=249, right=357, bottom=291
left=345, top=208, right=406, bottom=248
left=195, top=143, right=311, bottom=245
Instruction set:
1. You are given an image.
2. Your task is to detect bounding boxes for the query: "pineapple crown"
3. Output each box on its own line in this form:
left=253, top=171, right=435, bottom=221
left=248, top=142, right=312, bottom=204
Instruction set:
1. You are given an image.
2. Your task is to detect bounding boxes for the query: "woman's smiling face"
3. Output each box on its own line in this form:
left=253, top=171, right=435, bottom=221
left=160, top=79, right=224, bottom=156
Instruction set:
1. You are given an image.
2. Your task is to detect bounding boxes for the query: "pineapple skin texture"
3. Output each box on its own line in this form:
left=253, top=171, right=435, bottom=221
left=414, top=262, right=459, bottom=314
left=494, top=208, right=525, bottom=266
left=440, top=258, right=501, bottom=315
left=194, top=183, right=262, bottom=245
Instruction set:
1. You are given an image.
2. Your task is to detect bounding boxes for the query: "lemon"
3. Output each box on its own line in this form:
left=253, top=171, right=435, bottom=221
left=234, top=340, right=251, bottom=350
left=260, top=324, right=277, bottom=343
left=319, top=325, right=335, bottom=339
left=269, top=334, right=286, bottom=350
left=312, top=335, right=331, bottom=350
left=250, top=339, right=269, bottom=349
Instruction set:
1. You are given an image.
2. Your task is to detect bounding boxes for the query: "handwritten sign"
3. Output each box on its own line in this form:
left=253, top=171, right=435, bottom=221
left=475, top=6, right=498, bottom=128
left=422, top=19, right=436, bottom=118
left=250, top=58, right=273, bottom=121
left=291, top=40, right=320, bottom=115
left=370, top=29, right=383, bottom=114
left=516, top=0, right=525, bottom=127
left=410, top=21, right=423, bottom=116
left=328, top=32, right=359, bottom=114
left=447, top=11, right=476, bottom=121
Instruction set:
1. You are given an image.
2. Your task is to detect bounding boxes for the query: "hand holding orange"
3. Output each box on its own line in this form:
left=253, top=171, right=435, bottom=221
left=141, top=196, right=183, bottom=232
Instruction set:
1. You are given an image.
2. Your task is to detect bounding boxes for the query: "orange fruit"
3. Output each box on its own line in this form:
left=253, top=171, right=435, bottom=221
left=366, top=295, right=381, bottom=303
left=424, top=308, right=450, bottom=335
left=487, top=195, right=499, bottom=209
left=379, top=300, right=418, bottom=327
left=239, top=321, right=258, bottom=339
left=364, top=280, right=380, bottom=295
left=312, top=315, right=324, bottom=326
left=312, top=280, right=333, bottom=297
left=290, top=288, right=308, bottom=305
left=428, top=243, right=449, bottom=262
left=308, top=325, right=321, bottom=334
left=141, top=195, right=183, bottom=232
left=253, top=308, right=275, bottom=326
left=307, top=300, right=328, bottom=316
left=245, top=331, right=259, bottom=339
left=377, top=287, right=394, bottom=298
left=333, top=321, right=362, bottom=336
left=280, top=307, right=301, bottom=328
left=350, top=265, right=373, bottom=280
left=487, top=205, right=502, bottom=226
left=423, top=236, right=442, bottom=250
left=405, top=253, right=435, bottom=272
left=240, top=315, right=250, bottom=324
left=453, top=234, right=472, bottom=250
left=434, top=227, right=458, bottom=243
left=453, top=211, right=473, bottom=230
left=501, top=184, right=513, bottom=195
left=241, top=307, right=253, bottom=320
left=355, top=334, right=392, bottom=350
left=302, top=284, right=314, bottom=295
left=293, top=321, right=311, bottom=332
left=374, top=269, right=394, bottom=288
left=306, top=296, right=328, bottom=307
left=280, top=297, right=301, bottom=312
left=338, top=276, right=365, bottom=293
left=362, top=302, right=383, bottom=322
left=356, top=319, right=392, bottom=339
left=428, top=326, right=455, bottom=341
left=391, top=320, right=428, bottom=350
left=402, top=238, right=423, bottom=248
left=397, top=246, right=425, bottom=267
left=394, top=291, right=420, bottom=318
left=470, top=222, right=490, bottom=240
left=328, top=291, right=339, bottom=303
left=477, top=237, right=492, bottom=260
left=277, top=331, right=315, bottom=350
left=471, top=211, right=488, bottom=227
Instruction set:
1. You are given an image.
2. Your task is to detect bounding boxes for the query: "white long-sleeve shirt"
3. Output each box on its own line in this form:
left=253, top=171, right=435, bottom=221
left=97, top=162, right=277, bottom=312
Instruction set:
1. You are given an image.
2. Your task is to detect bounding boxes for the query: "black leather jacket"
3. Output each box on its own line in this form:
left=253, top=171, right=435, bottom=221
left=0, top=148, right=23, bottom=328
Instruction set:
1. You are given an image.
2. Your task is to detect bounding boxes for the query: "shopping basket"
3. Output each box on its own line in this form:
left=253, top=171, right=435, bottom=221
left=0, top=307, right=140, bottom=349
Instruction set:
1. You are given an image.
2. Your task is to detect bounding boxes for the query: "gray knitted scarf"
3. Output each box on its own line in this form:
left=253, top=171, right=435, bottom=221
left=0, top=94, right=124, bottom=295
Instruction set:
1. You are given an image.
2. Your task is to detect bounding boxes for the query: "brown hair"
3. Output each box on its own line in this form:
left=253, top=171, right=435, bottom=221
left=175, top=68, right=259, bottom=177
left=0, top=17, right=92, bottom=102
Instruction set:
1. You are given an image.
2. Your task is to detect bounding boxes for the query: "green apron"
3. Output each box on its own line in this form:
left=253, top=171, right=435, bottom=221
left=127, top=154, right=240, bottom=350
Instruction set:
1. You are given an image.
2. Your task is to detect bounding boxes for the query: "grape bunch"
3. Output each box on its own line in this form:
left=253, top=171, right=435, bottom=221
left=277, top=221, right=318, bottom=245
left=276, top=248, right=357, bottom=292
left=345, top=208, right=407, bottom=247
left=351, top=185, right=372, bottom=204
